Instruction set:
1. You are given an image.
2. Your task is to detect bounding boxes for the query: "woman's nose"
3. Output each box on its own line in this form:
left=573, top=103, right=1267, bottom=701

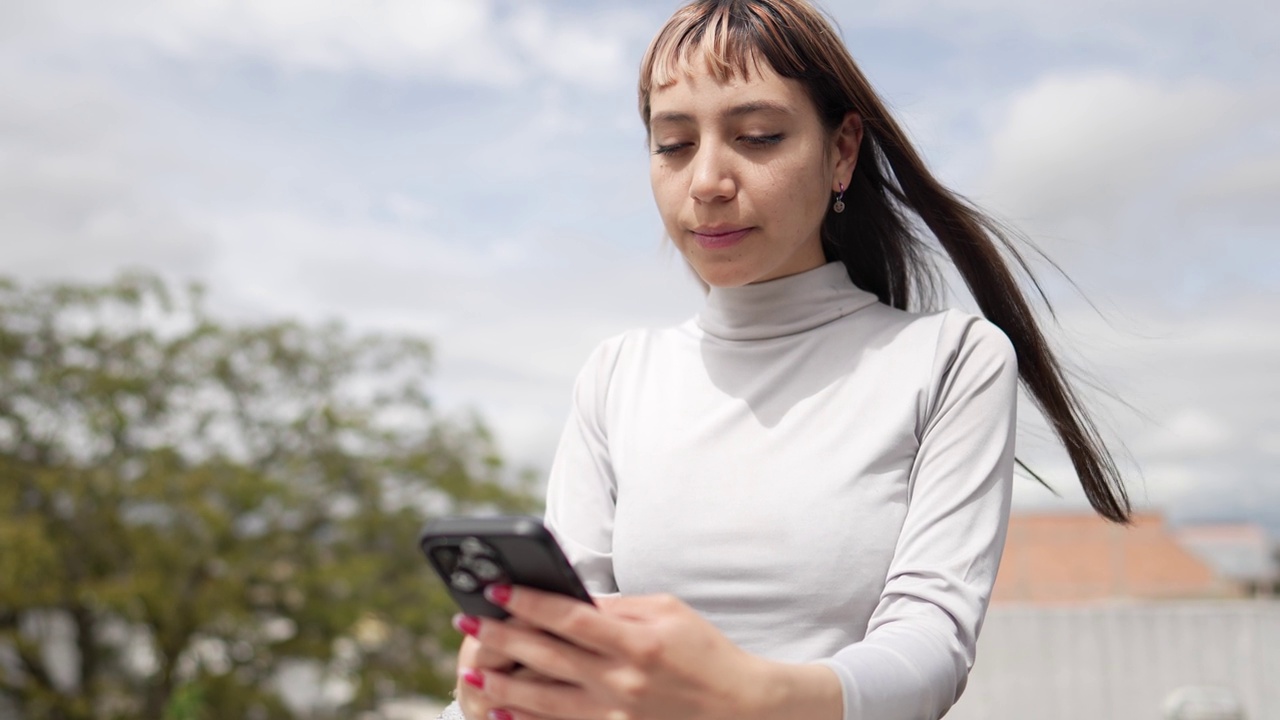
left=688, top=144, right=737, bottom=204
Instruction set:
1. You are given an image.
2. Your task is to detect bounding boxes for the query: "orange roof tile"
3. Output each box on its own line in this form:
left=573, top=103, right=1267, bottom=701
left=992, top=512, right=1226, bottom=604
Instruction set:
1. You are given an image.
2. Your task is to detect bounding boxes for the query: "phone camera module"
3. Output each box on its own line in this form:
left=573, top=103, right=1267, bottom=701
left=431, top=546, right=461, bottom=573
left=449, top=569, right=480, bottom=593
left=469, top=556, right=506, bottom=583
left=460, top=536, right=495, bottom=558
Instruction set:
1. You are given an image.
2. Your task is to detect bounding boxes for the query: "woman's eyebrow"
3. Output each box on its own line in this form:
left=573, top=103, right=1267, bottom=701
left=723, top=100, right=792, bottom=118
left=651, top=110, right=696, bottom=126
left=651, top=100, right=794, bottom=127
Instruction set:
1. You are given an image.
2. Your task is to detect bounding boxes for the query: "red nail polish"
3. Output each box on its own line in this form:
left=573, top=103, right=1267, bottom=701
left=460, top=668, right=484, bottom=690
left=488, top=710, right=513, bottom=720
left=452, top=614, right=481, bottom=637
left=485, top=584, right=512, bottom=606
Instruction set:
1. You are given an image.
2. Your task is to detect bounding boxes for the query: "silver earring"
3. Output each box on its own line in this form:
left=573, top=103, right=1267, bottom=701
left=833, top=182, right=846, bottom=214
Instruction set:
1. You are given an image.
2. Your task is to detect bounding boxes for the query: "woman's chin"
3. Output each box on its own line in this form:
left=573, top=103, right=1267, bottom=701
left=685, top=258, right=757, bottom=289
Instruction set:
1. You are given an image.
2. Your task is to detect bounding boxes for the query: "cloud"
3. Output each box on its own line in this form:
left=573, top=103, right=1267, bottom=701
left=6, top=0, right=639, bottom=88
left=1134, top=408, right=1236, bottom=458
left=194, top=201, right=700, bottom=467
left=969, top=70, right=1280, bottom=303
left=852, top=0, right=1277, bottom=62
left=1183, top=151, right=1280, bottom=223
left=1010, top=296, right=1280, bottom=534
left=981, top=72, right=1239, bottom=222
left=504, top=4, right=634, bottom=88
left=0, top=64, right=212, bottom=281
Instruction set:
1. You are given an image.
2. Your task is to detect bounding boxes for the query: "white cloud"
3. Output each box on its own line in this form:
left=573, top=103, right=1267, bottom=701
left=850, top=0, right=1277, bottom=60
left=0, top=64, right=212, bottom=281
left=1184, top=151, right=1280, bottom=222
left=969, top=71, right=1280, bottom=301
left=1009, top=297, right=1280, bottom=530
left=194, top=202, right=700, bottom=468
left=505, top=4, right=632, bottom=88
left=1135, top=408, right=1235, bottom=458
left=982, top=72, right=1239, bottom=222
left=1257, top=431, right=1280, bottom=456
left=7, top=0, right=637, bottom=88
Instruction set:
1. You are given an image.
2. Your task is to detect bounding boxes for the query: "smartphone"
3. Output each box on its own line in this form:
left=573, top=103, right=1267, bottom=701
left=419, top=515, right=594, bottom=619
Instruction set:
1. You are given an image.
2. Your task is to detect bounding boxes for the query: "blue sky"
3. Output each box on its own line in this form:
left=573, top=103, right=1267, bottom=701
left=2, top=0, right=1277, bottom=531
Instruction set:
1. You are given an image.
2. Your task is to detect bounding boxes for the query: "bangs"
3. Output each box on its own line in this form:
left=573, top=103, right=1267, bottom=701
left=644, top=7, right=763, bottom=91
left=639, top=1, right=809, bottom=127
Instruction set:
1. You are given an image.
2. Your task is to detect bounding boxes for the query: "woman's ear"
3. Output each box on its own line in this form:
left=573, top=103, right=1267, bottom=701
left=832, top=111, right=863, bottom=191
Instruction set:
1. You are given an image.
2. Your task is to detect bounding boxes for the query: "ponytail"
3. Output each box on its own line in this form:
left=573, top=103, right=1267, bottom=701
left=826, top=116, right=1131, bottom=523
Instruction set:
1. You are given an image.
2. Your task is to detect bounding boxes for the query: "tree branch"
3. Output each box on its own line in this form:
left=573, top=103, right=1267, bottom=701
left=0, top=672, right=27, bottom=700
left=11, top=634, right=57, bottom=694
left=70, top=605, right=96, bottom=700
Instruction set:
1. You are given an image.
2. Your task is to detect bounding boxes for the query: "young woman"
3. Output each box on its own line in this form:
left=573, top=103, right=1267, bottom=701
left=442, top=1, right=1129, bottom=718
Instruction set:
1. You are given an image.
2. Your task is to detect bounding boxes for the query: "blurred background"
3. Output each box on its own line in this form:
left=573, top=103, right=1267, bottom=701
left=1, top=0, right=1276, bottom=718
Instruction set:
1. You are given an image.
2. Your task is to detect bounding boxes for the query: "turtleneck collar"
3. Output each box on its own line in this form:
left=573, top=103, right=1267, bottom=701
left=696, top=262, right=880, bottom=341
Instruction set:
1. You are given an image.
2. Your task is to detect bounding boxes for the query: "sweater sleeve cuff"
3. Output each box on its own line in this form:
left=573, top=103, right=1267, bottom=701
left=816, top=630, right=954, bottom=720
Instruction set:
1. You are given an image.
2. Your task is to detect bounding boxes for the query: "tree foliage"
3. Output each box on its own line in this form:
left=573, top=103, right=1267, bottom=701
left=0, top=272, right=539, bottom=719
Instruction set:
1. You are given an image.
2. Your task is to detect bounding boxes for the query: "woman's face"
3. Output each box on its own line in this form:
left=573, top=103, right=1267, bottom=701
left=647, top=57, right=861, bottom=288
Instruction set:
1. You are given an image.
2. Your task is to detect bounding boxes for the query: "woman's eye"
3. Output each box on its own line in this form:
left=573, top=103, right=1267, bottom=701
left=741, top=134, right=784, bottom=148
left=653, top=142, right=691, bottom=156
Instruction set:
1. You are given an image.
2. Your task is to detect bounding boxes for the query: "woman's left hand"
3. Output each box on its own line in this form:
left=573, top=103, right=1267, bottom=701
left=457, top=585, right=841, bottom=720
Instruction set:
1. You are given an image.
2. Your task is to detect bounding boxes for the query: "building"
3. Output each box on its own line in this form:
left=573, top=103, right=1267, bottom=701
left=1176, top=523, right=1280, bottom=598
left=945, top=512, right=1280, bottom=720
left=993, top=512, right=1237, bottom=603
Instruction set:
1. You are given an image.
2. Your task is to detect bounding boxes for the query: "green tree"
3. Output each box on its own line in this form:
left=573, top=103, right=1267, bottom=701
left=0, top=272, right=539, bottom=719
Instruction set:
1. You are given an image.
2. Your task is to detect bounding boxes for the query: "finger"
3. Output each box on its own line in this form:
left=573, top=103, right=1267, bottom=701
left=458, top=668, right=564, bottom=720
left=473, top=643, right=519, bottom=671
left=480, top=668, right=610, bottom=720
left=461, top=616, right=553, bottom=671
left=510, top=665, right=566, bottom=684
left=456, top=667, right=499, bottom=720
left=469, top=613, right=602, bottom=686
left=491, top=585, right=638, bottom=658
left=459, top=633, right=516, bottom=674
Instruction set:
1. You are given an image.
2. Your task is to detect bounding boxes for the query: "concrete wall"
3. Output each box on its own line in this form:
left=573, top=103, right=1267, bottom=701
left=949, top=601, right=1280, bottom=720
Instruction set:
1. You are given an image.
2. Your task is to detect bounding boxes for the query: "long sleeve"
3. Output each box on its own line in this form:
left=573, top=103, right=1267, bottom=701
left=542, top=336, right=626, bottom=596
left=817, top=314, right=1018, bottom=720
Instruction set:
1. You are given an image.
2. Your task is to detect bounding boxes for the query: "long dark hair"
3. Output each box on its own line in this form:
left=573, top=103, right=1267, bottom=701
left=639, top=0, right=1131, bottom=523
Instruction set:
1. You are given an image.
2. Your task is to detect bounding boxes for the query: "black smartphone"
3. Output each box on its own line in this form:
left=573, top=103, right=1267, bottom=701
left=419, top=515, right=594, bottom=619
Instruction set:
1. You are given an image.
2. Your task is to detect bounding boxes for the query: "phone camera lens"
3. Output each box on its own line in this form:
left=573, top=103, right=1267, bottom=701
left=460, top=537, right=494, bottom=557
left=449, top=569, right=480, bottom=593
left=432, top=547, right=460, bottom=573
left=469, top=557, right=505, bottom=582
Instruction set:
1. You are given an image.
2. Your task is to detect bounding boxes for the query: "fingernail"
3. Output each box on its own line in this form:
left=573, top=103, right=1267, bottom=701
left=488, top=710, right=513, bottom=720
left=459, top=667, right=484, bottom=690
left=484, top=584, right=512, bottom=606
left=452, top=613, right=481, bottom=637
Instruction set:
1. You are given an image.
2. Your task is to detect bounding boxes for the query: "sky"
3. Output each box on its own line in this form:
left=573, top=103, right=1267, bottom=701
left=2, top=0, right=1277, bottom=533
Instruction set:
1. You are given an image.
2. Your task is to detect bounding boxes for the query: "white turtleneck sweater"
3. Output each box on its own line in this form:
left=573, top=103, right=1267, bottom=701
left=541, top=262, right=1017, bottom=720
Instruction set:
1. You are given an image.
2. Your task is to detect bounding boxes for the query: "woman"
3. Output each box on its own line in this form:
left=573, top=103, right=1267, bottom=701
left=443, top=1, right=1129, bottom=718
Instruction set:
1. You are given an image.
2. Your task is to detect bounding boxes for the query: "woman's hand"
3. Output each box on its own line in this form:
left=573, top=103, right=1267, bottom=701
left=455, top=619, right=565, bottom=720
left=454, top=632, right=511, bottom=720
left=457, top=586, right=843, bottom=720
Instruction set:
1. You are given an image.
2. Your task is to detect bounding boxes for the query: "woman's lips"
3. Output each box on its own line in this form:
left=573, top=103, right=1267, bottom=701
left=691, top=227, right=752, bottom=249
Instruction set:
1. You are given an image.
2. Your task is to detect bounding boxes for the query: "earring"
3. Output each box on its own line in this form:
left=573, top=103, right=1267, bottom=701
left=833, top=183, right=846, bottom=214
